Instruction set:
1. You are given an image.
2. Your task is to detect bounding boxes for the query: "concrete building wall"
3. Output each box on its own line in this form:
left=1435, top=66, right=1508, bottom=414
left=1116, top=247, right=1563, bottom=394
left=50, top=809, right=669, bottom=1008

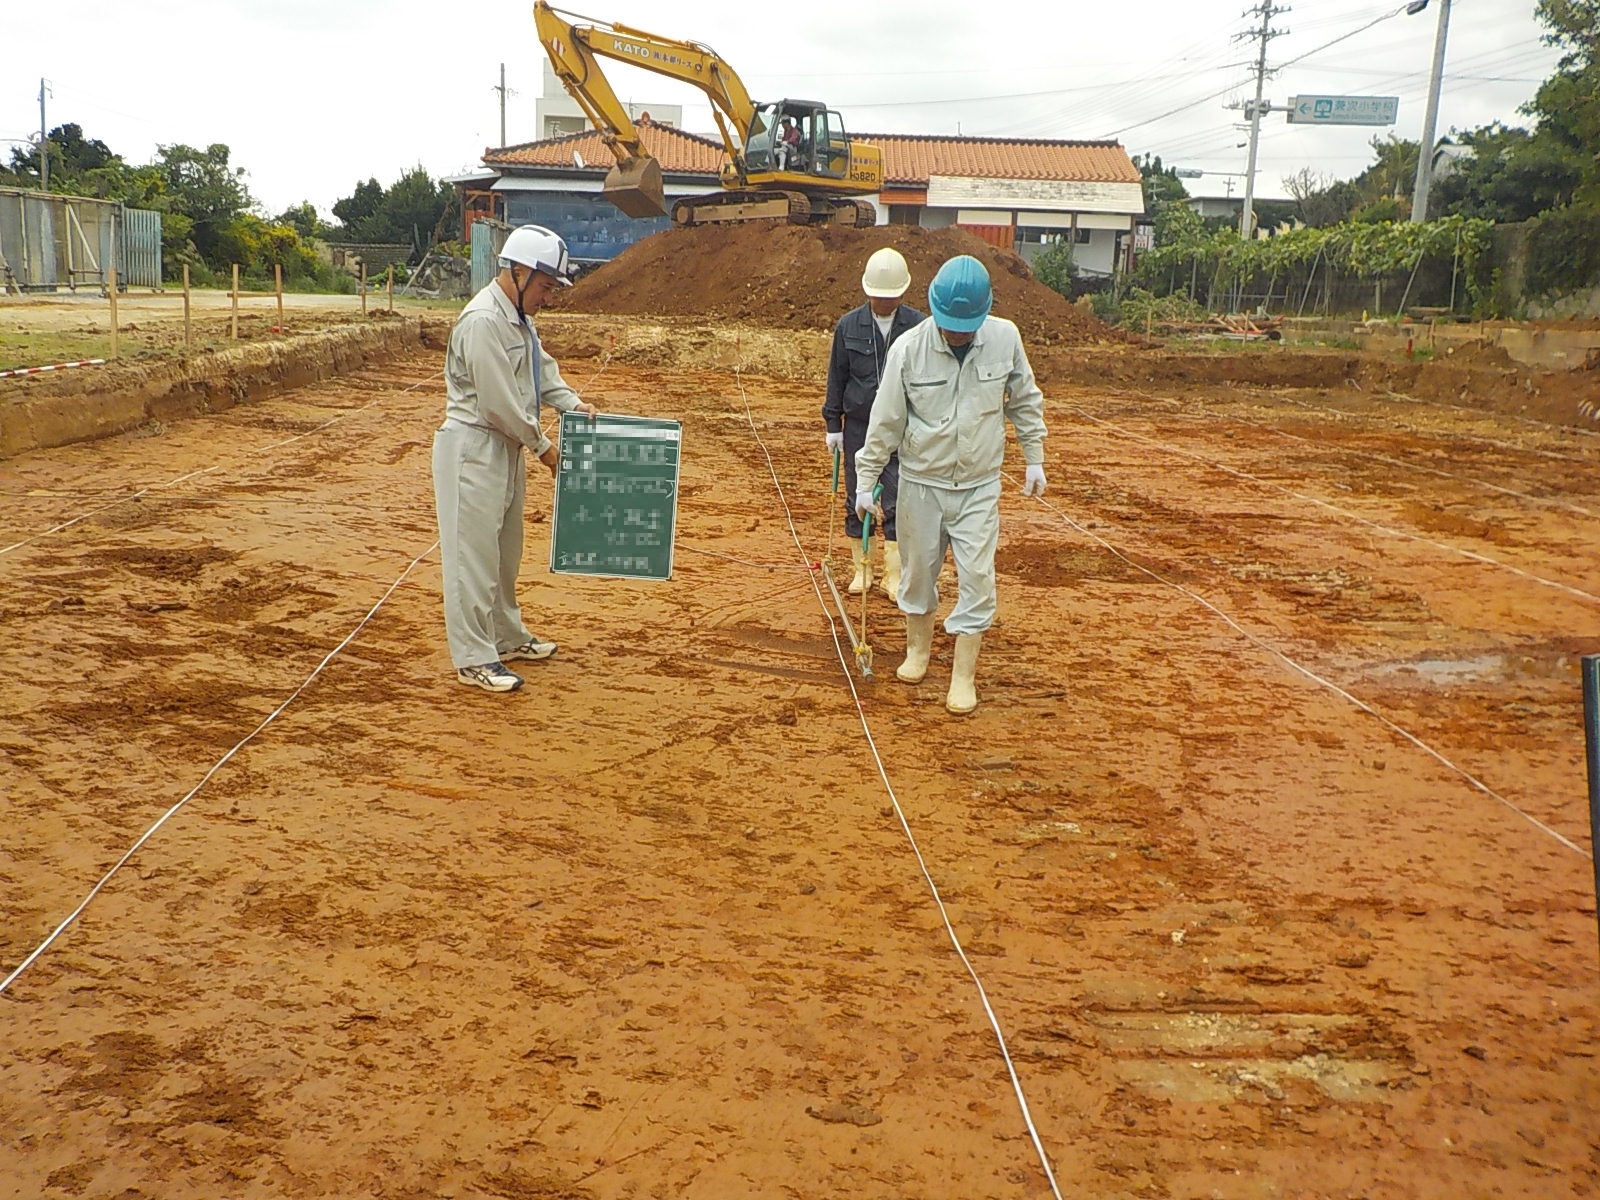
left=533, top=62, right=682, bottom=141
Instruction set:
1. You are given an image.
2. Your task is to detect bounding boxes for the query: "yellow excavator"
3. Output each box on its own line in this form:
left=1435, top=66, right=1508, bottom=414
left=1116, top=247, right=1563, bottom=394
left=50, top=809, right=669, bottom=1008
left=533, top=1, right=882, bottom=227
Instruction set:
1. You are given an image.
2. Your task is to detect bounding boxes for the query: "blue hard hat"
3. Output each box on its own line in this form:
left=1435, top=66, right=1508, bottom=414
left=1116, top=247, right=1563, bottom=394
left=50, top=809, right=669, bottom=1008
left=928, top=255, right=993, bottom=333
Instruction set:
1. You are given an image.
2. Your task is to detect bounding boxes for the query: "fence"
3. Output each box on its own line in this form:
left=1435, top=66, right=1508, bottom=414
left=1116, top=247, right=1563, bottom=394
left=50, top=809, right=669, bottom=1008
left=0, top=262, right=399, bottom=373
left=0, top=189, right=163, bottom=292
left=470, top=219, right=512, bottom=294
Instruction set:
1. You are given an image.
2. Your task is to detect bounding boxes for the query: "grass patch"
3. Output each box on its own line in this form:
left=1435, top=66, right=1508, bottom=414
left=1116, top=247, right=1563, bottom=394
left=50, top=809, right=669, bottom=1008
left=0, top=330, right=118, bottom=373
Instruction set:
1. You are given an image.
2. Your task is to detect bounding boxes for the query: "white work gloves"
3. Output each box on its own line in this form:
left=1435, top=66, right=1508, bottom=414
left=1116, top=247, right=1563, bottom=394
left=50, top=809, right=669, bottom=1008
left=825, top=431, right=844, bottom=452
left=855, top=488, right=878, bottom=519
left=1022, top=464, right=1048, bottom=497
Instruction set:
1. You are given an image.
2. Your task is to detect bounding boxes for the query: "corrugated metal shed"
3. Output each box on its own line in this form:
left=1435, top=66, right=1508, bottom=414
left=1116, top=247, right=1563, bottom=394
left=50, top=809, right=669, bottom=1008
left=0, top=189, right=163, bottom=292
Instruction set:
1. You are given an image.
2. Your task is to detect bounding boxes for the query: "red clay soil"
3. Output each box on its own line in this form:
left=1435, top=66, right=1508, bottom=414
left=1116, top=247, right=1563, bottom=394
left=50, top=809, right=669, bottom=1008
left=1359, top=340, right=1600, bottom=429
left=555, top=222, right=1126, bottom=347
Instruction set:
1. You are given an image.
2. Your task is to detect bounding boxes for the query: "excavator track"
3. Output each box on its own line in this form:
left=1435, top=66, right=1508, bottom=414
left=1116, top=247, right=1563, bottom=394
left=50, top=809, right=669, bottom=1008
left=672, top=190, right=876, bottom=228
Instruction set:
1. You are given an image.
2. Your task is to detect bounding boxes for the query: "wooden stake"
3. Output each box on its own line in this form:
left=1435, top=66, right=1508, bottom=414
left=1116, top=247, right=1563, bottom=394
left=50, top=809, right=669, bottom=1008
left=360, top=262, right=367, bottom=316
left=108, top=266, right=119, bottom=360
left=231, top=264, right=240, bottom=339
left=387, top=263, right=394, bottom=312
left=182, top=263, right=192, bottom=351
left=275, top=263, right=284, bottom=333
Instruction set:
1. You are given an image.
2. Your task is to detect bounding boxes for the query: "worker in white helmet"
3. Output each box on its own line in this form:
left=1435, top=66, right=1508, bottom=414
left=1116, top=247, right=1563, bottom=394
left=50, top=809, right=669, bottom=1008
left=432, top=224, right=599, bottom=693
left=823, top=246, right=923, bottom=601
left=855, top=254, right=1047, bottom=715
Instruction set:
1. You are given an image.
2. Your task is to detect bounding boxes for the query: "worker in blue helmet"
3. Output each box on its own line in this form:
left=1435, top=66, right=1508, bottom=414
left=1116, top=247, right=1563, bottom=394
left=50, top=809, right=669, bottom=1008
left=853, top=253, right=1048, bottom=715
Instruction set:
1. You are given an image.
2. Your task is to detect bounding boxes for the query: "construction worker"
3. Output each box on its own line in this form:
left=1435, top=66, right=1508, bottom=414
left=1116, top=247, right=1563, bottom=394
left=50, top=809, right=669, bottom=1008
left=432, top=224, right=598, bottom=693
left=854, top=254, right=1047, bottom=715
left=823, top=246, right=923, bottom=601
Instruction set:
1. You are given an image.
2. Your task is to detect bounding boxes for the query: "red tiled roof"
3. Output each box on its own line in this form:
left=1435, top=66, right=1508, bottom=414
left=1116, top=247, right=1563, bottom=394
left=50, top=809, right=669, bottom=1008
left=857, top=135, right=1142, bottom=188
left=485, top=121, right=724, bottom=175
left=484, top=125, right=1141, bottom=190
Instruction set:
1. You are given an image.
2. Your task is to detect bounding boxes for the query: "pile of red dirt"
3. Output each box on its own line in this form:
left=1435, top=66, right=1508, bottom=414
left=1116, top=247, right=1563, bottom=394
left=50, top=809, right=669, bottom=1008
left=554, top=222, right=1125, bottom=346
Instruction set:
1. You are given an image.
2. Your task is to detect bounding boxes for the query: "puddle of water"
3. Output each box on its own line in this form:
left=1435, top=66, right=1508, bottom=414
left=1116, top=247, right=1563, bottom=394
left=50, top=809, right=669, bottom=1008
left=1367, top=655, right=1506, bottom=685
left=1089, top=1010, right=1356, bottom=1055
left=1115, top=1054, right=1399, bottom=1104
left=1366, top=651, right=1581, bottom=687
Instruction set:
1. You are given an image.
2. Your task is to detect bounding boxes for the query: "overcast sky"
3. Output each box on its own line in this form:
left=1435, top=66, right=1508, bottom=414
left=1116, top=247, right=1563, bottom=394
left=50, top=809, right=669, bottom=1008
left=5, top=0, right=1562, bottom=215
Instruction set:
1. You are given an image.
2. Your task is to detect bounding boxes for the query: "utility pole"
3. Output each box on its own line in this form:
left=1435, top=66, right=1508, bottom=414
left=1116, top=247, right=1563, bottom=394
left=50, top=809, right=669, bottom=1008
left=494, top=64, right=511, bottom=147
left=1409, top=0, right=1452, bottom=223
left=38, top=78, right=50, bottom=193
left=1234, top=1, right=1287, bottom=240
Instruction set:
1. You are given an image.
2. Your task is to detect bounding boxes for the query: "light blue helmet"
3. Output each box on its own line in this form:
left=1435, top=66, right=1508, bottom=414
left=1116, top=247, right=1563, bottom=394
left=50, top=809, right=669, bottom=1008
left=928, top=255, right=992, bottom=332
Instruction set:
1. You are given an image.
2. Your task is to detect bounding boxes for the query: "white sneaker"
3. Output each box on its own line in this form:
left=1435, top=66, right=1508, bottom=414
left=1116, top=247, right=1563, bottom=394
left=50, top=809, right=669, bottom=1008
left=501, top=636, right=557, bottom=662
left=456, top=661, right=524, bottom=692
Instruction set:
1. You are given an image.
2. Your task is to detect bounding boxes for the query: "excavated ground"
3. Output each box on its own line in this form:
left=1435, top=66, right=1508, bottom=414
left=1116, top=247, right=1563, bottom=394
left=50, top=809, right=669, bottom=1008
left=4, top=338, right=1597, bottom=1199
left=1, top=224, right=1598, bottom=1198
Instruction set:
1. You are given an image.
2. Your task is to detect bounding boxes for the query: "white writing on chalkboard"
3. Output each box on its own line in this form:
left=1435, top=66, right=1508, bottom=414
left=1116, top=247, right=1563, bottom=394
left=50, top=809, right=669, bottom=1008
left=551, top=412, right=683, bottom=581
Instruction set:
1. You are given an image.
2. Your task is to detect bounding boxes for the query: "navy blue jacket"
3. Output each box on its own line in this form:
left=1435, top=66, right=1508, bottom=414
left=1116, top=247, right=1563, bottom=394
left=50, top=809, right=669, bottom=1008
left=822, top=301, right=924, bottom=431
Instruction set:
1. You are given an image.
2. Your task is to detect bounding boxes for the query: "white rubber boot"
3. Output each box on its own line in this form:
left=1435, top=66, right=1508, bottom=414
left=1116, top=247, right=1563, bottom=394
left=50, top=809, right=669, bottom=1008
left=880, top=540, right=902, bottom=602
left=946, top=632, right=982, bottom=714
left=848, top=542, right=872, bottom=594
left=897, top=613, right=936, bottom=683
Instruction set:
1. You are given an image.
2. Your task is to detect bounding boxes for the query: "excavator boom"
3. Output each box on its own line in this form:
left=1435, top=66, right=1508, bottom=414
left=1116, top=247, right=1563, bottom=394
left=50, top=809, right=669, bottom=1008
left=532, top=1, right=881, bottom=226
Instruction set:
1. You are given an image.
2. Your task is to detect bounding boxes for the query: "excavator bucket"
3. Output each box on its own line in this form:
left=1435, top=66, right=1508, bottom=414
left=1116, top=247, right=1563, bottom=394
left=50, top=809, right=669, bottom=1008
left=602, top=156, right=667, bottom=218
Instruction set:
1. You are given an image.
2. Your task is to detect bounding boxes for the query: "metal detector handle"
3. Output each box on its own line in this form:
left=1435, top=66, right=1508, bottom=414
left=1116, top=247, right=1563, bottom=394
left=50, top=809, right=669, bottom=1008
left=861, top=482, right=883, bottom=552
left=831, top=446, right=841, bottom=495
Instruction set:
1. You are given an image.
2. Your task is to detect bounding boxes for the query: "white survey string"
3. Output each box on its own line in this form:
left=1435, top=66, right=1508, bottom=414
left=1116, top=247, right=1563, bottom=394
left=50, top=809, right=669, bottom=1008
left=0, top=540, right=441, bottom=996
left=1104, top=386, right=1599, bottom=521
left=732, top=364, right=1066, bottom=1200
left=1008, top=475, right=1590, bottom=861
left=1070, top=407, right=1600, bottom=608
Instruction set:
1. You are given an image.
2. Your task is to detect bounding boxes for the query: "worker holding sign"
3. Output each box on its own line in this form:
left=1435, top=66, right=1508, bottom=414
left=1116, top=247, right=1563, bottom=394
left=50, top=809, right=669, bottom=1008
left=432, top=225, right=599, bottom=694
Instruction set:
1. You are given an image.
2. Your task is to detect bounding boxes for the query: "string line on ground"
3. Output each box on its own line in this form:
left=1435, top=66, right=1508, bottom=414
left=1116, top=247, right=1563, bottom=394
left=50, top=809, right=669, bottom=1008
left=1069, top=407, right=1600, bottom=609
left=732, top=362, right=1067, bottom=1200
left=1008, top=474, right=1590, bottom=861
left=0, top=541, right=442, bottom=997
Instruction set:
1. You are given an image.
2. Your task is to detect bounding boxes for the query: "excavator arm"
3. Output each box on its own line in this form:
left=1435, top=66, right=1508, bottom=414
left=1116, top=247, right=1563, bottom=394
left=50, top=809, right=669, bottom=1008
left=533, top=1, right=762, bottom=217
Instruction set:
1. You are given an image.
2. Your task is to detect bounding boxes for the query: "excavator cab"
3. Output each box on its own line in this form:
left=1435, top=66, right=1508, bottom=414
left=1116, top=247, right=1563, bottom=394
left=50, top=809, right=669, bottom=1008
left=745, top=101, right=849, bottom=183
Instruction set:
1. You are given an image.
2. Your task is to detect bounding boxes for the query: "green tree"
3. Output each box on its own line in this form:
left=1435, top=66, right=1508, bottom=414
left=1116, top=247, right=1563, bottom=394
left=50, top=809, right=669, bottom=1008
left=275, top=201, right=327, bottom=241
left=155, top=143, right=254, bottom=261
left=1353, top=135, right=1420, bottom=212
left=330, top=167, right=454, bottom=255
left=1031, top=238, right=1078, bottom=298
left=1134, top=154, right=1189, bottom=211
left=5, top=123, right=117, bottom=191
left=1434, top=124, right=1583, bottom=221
left=331, top=178, right=385, bottom=237
left=1524, top=0, right=1600, bottom=205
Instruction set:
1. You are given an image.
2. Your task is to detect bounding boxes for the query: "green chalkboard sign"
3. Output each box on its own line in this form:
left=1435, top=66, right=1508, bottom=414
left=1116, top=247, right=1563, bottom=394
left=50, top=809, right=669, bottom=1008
left=550, top=411, right=682, bottom=580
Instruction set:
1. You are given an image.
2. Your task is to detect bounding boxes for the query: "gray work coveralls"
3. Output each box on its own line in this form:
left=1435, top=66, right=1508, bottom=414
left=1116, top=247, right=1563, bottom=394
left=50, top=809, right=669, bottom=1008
left=823, top=301, right=923, bottom=540
left=855, top=315, right=1047, bottom=636
left=432, top=281, right=583, bottom=669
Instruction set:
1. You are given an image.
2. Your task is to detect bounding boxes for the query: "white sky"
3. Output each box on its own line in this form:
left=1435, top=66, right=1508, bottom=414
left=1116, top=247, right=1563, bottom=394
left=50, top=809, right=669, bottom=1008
left=4, top=0, right=1562, bottom=216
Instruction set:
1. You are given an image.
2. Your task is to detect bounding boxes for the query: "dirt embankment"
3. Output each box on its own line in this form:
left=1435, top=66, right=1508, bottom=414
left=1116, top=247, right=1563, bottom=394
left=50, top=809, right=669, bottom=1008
left=555, top=222, right=1126, bottom=347
left=0, top=318, right=438, bottom=460
left=1354, top=338, right=1600, bottom=428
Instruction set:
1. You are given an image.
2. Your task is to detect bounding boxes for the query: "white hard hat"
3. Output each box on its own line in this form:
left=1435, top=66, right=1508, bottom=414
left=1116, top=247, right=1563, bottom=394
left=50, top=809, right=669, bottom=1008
left=861, top=247, right=911, bottom=299
left=499, top=224, right=573, bottom=286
